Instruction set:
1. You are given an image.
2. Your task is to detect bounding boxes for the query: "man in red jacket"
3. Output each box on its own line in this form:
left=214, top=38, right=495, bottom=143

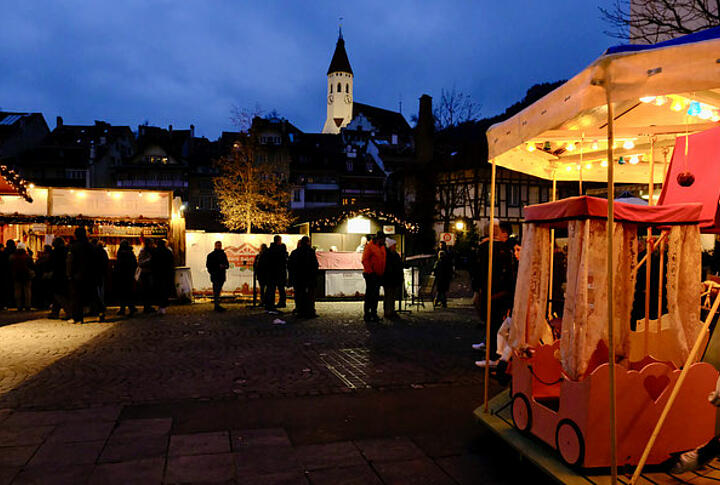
left=362, top=231, right=386, bottom=322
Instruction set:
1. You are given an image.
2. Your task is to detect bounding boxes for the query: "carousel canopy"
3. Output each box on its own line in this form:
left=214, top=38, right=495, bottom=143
left=658, top=125, right=720, bottom=233
left=523, top=195, right=705, bottom=226
left=486, top=27, right=720, bottom=183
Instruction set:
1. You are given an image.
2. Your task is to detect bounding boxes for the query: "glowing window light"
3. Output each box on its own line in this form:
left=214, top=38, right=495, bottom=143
left=629, top=155, right=640, bottom=165
left=526, top=143, right=535, bottom=152
left=639, top=96, right=655, bottom=103
left=347, top=216, right=371, bottom=234
left=623, top=140, right=635, bottom=150
left=688, top=101, right=702, bottom=116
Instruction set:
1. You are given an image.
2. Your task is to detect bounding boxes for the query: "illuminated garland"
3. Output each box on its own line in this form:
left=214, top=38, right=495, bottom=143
left=309, top=207, right=420, bottom=233
left=0, top=165, right=33, bottom=202
left=0, top=214, right=167, bottom=229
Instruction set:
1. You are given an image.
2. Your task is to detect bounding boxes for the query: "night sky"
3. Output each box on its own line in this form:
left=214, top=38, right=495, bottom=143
left=0, top=1, right=618, bottom=138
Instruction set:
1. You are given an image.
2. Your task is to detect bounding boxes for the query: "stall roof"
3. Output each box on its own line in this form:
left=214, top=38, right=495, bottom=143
left=486, top=28, right=720, bottom=183
left=523, top=195, right=705, bottom=226
left=659, top=125, right=720, bottom=232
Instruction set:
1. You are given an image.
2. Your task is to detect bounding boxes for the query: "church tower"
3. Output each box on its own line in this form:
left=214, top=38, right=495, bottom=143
left=322, top=28, right=353, bottom=134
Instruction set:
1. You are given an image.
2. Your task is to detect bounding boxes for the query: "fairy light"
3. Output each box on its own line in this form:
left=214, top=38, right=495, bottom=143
left=565, top=165, right=572, bottom=172
left=585, top=163, right=592, bottom=170
left=623, top=140, right=635, bottom=150
left=526, top=143, right=535, bottom=152
left=591, top=140, right=599, bottom=150
left=601, top=160, right=609, bottom=167
left=629, top=155, right=640, bottom=165
left=566, top=142, right=576, bottom=151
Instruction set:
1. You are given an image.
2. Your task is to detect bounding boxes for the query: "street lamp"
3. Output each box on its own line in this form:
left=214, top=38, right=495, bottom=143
left=455, top=220, right=465, bottom=231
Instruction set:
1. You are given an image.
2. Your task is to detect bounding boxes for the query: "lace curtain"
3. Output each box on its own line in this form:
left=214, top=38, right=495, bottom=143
left=560, top=219, right=638, bottom=379
left=509, top=223, right=551, bottom=349
left=665, top=225, right=702, bottom=361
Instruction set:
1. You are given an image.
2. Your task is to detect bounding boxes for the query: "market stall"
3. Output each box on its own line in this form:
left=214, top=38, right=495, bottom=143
left=478, top=27, right=720, bottom=483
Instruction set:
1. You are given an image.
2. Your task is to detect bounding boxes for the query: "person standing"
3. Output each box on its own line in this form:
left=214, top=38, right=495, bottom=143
left=49, top=238, right=69, bottom=319
left=206, top=240, right=229, bottom=312
left=138, top=239, right=155, bottom=313
left=253, top=243, right=268, bottom=307
left=362, top=231, right=386, bottom=322
left=114, top=240, right=138, bottom=317
left=382, top=238, right=403, bottom=320
left=288, top=236, right=319, bottom=318
left=471, top=221, right=514, bottom=367
left=68, top=227, right=94, bottom=323
left=2, top=240, right=17, bottom=309
left=265, top=235, right=288, bottom=311
left=34, top=245, right=53, bottom=309
left=152, top=239, right=175, bottom=315
left=9, top=242, right=34, bottom=311
left=433, top=250, right=454, bottom=308
left=90, top=240, right=108, bottom=322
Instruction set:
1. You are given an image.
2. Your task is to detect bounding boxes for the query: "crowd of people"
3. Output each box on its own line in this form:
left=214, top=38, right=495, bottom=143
left=0, top=227, right=176, bottom=323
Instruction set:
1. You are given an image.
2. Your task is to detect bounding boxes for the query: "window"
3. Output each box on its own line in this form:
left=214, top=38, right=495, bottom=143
left=345, top=84, right=349, bottom=93
left=148, top=155, right=168, bottom=165
left=293, top=189, right=302, bottom=202
left=507, top=184, right=521, bottom=207
left=330, top=84, right=333, bottom=93
left=346, top=160, right=353, bottom=171
left=337, top=82, right=342, bottom=92
left=65, top=169, right=87, bottom=180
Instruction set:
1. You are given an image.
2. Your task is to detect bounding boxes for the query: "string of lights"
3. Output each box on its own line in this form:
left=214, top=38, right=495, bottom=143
left=0, top=165, right=33, bottom=202
left=0, top=214, right=168, bottom=228
left=309, top=207, right=420, bottom=233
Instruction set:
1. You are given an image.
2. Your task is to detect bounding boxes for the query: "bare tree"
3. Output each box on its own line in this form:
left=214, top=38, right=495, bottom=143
left=600, top=0, right=720, bottom=43
left=214, top=134, right=294, bottom=234
left=436, top=177, right=465, bottom=231
left=433, top=86, right=481, bottom=129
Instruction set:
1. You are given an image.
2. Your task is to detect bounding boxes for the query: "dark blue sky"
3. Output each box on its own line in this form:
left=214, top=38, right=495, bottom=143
left=0, top=1, right=617, bottom=139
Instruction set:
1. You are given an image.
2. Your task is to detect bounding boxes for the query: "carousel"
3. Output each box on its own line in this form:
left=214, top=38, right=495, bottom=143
left=476, top=27, right=720, bottom=483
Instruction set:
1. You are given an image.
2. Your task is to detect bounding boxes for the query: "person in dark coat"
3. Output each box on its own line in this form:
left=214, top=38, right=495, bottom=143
left=253, top=244, right=269, bottom=307
left=206, top=240, right=229, bottom=312
left=433, top=250, right=454, bottom=308
left=49, top=238, right=70, bottom=318
left=288, top=236, right=319, bottom=318
left=1, top=240, right=17, bottom=309
left=68, top=227, right=94, bottom=323
left=10, top=243, right=34, bottom=311
left=89, top=240, right=108, bottom=322
left=382, top=238, right=403, bottom=320
left=264, top=235, right=288, bottom=311
left=114, top=240, right=137, bottom=316
left=152, top=239, right=175, bottom=315
left=138, top=239, right=155, bottom=313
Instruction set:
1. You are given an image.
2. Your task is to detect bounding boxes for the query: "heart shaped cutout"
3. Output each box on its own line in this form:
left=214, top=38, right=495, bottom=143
left=643, top=374, right=671, bottom=401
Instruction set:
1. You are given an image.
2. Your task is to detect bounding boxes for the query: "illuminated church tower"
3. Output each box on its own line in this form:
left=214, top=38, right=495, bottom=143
left=322, top=28, right=353, bottom=134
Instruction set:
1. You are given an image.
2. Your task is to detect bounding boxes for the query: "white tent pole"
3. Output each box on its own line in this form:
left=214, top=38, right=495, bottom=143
left=547, top=173, right=557, bottom=320
left=483, top=159, right=497, bottom=413
left=644, top=136, right=655, bottom=353
left=604, top=75, right=619, bottom=485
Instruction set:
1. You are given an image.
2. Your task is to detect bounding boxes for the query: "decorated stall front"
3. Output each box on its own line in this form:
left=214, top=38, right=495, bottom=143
left=478, top=27, right=720, bottom=483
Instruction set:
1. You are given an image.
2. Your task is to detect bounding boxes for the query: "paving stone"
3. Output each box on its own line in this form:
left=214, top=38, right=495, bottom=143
left=354, top=437, right=425, bottom=463
left=165, top=453, right=235, bottom=483
left=46, top=421, right=114, bottom=443
left=12, top=464, right=94, bottom=485
left=0, top=425, right=54, bottom=446
left=0, top=445, right=38, bottom=467
left=61, top=406, right=122, bottom=423
left=1, top=411, right=68, bottom=428
left=0, top=467, right=18, bottom=485
left=308, top=464, right=382, bottom=485
left=436, top=454, right=499, bottom=485
left=372, top=458, right=454, bottom=485
left=410, top=432, right=469, bottom=458
left=28, top=439, right=105, bottom=466
left=99, top=434, right=168, bottom=463
left=295, top=441, right=364, bottom=471
left=235, top=445, right=300, bottom=475
left=231, top=428, right=292, bottom=450
left=111, top=418, right=172, bottom=439
left=0, top=410, right=11, bottom=425
left=236, top=470, right=308, bottom=485
left=89, top=457, right=165, bottom=485
left=169, top=431, right=230, bottom=456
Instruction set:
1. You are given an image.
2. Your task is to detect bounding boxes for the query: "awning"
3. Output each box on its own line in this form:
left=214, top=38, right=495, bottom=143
left=486, top=27, right=720, bottom=183
left=523, top=195, right=705, bottom=226
left=658, top=125, right=720, bottom=232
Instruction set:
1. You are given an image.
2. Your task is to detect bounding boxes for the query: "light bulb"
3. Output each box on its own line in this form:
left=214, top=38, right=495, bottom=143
left=585, top=163, right=592, bottom=170
left=601, top=160, right=609, bottom=167
left=654, top=96, right=666, bottom=106
left=629, top=155, right=639, bottom=165
left=526, top=143, right=536, bottom=152
left=688, top=101, right=702, bottom=117
left=566, top=142, right=575, bottom=151
left=699, top=109, right=712, bottom=120
left=671, top=100, right=684, bottom=112
left=623, top=140, right=635, bottom=149
left=591, top=141, right=599, bottom=150
left=565, top=165, right=572, bottom=172
left=639, top=96, right=655, bottom=103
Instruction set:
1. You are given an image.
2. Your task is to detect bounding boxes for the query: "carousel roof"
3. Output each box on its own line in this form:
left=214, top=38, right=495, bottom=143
left=486, top=27, right=720, bottom=183
left=523, top=195, right=705, bottom=226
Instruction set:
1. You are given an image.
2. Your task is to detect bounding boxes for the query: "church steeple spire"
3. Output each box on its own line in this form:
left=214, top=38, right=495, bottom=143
left=327, top=28, right=353, bottom=75
left=323, top=26, right=354, bottom=134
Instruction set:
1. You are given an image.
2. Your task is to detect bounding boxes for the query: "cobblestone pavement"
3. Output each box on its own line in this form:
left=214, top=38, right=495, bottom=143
left=0, top=301, right=485, bottom=410
left=0, top=301, right=551, bottom=484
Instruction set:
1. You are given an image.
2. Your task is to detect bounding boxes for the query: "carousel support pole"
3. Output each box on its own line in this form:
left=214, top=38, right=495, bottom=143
left=644, top=137, right=655, bottom=352
left=547, top=173, right=557, bottom=320
left=604, top=78, right=619, bottom=485
left=630, top=290, right=720, bottom=484
left=483, top=159, right=497, bottom=414
left=658, top=234, right=665, bottom=321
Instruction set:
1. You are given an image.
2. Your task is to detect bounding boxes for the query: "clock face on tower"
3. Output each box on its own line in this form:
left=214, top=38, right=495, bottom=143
left=344, top=94, right=352, bottom=104
left=327, top=94, right=334, bottom=104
